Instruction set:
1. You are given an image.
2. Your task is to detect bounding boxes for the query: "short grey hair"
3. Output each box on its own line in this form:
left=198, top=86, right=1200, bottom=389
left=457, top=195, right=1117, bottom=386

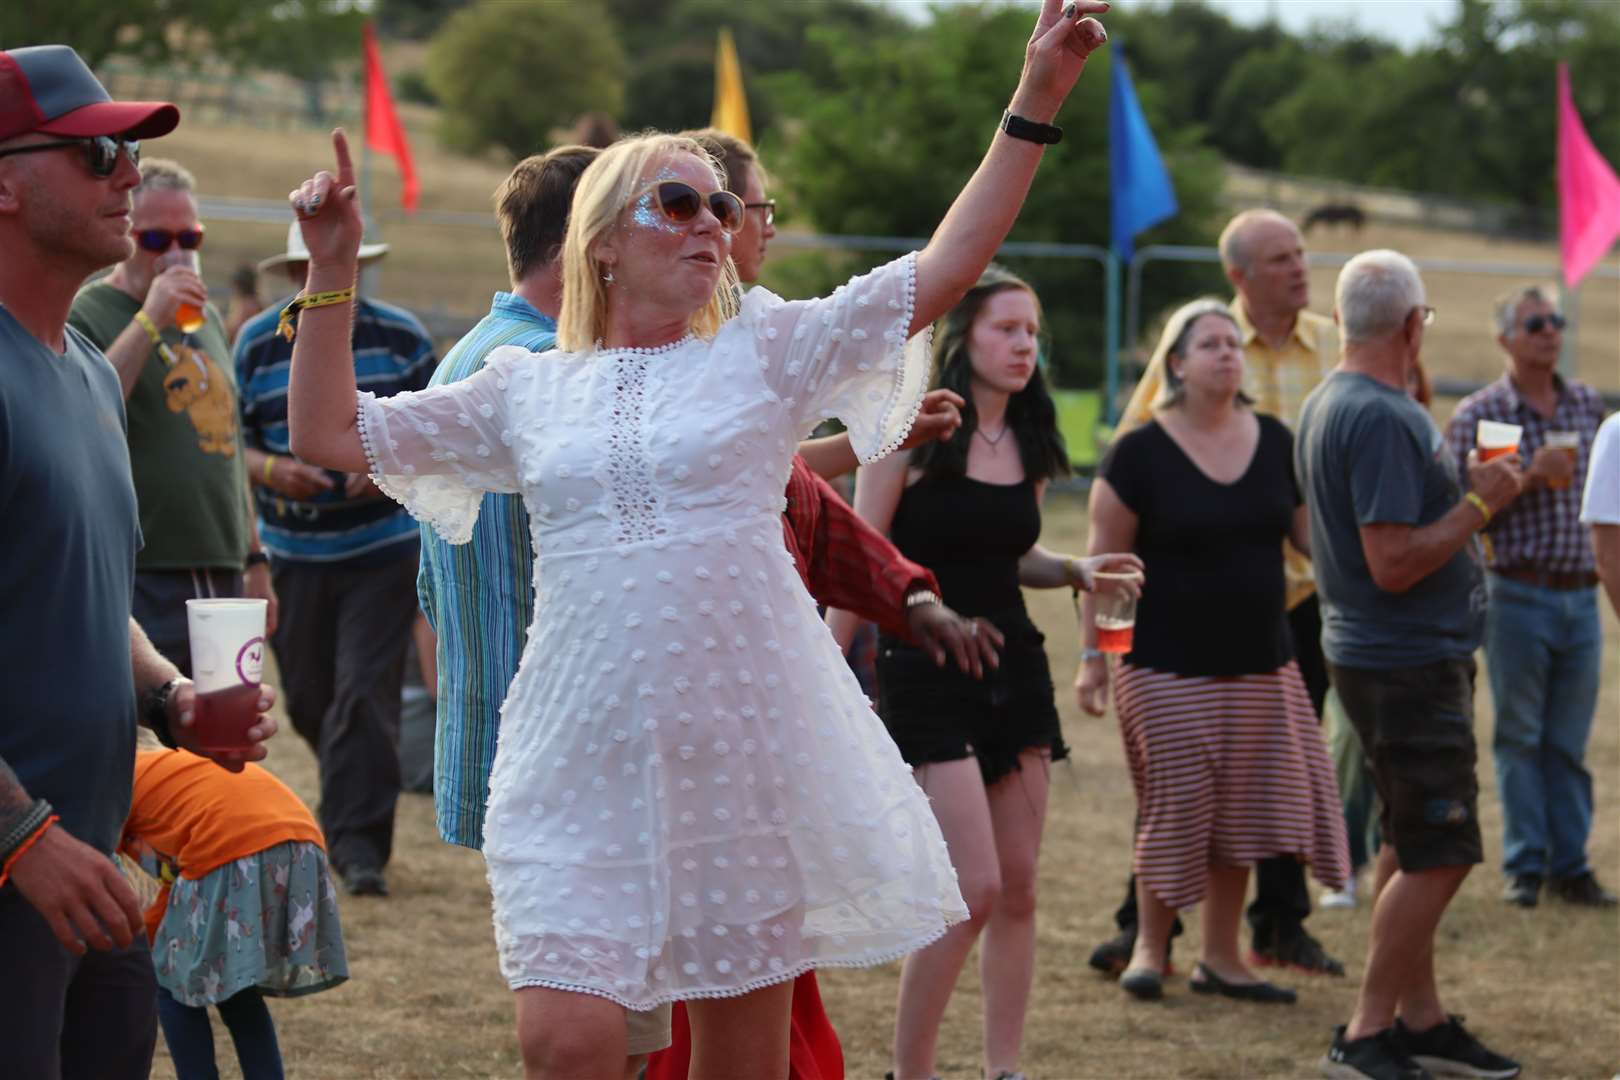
left=1218, top=209, right=1298, bottom=274
left=1493, top=284, right=1558, bottom=337
left=134, top=158, right=196, bottom=198
left=1335, top=249, right=1424, bottom=345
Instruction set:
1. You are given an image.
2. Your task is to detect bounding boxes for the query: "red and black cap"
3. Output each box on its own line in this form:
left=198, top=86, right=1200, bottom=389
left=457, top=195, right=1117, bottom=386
left=0, top=45, right=178, bottom=142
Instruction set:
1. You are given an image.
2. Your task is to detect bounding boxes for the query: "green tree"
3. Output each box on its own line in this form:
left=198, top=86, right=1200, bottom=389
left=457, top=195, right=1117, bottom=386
left=765, top=5, right=1225, bottom=390
left=426, top=0, right=626, bottom=161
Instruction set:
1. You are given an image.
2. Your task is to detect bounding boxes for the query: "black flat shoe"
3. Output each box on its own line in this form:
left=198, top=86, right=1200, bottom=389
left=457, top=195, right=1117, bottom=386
left=1188, top=962, right=1295, bottom=1004
left=1120, top=967, right=1163, bottom=1001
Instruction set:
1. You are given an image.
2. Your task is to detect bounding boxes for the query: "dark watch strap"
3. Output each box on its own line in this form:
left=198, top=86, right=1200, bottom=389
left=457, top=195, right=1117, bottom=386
left=142, top=676, right=184, bottom=749
left=1000, top=110, right=1063, bottom=145
left=244, top=550, right=271, bottom=569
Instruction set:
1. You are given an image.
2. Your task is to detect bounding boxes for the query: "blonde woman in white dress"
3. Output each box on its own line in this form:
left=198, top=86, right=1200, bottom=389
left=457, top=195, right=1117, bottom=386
left=281, top=4, right=1110, bottom=1076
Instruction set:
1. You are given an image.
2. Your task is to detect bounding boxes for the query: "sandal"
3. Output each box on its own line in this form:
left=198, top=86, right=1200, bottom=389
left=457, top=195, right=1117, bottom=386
left=1188, top=962, right=1296, bottom=1004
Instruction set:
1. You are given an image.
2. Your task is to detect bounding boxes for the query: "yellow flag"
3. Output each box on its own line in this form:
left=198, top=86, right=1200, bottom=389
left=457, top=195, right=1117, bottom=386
left=711, top=28, right=752, bottom=145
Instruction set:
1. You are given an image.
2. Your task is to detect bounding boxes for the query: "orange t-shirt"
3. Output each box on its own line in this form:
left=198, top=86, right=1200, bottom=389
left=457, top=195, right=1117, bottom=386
left=122, top=750, right=326, bottom=939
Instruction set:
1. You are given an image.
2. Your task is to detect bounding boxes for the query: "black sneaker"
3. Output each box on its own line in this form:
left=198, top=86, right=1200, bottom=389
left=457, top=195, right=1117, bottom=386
left=1548, top=870, right=1618, bottom=907
left=1501, top=873, right=1541, bottom=908
left=1252, top=927, right=1345, bottom=976
left=342, top=865, right=389, bottom=897
left=1319, top=1025, right=1432, bottom=1080
left=1395, top=1015, right=1520, bottom=1078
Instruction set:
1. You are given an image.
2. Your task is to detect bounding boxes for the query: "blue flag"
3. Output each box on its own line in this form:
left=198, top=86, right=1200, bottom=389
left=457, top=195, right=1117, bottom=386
left=1110, top=53, right=1178, bottom=261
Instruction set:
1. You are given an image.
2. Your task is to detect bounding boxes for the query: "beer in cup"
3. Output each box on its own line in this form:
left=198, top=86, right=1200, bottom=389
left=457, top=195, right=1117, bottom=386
left=1093, top=571, right=1143, bottom=654
left=1477, top=419, right=1523, bottom=463
left=156, top=248, right=206, bottom=334
left=1545, top=430, right=1580, bottom=490
left=185, top=598, right=267, bottom=751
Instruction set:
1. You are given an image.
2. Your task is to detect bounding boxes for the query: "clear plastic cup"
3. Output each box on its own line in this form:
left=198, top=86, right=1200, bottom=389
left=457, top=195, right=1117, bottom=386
left=1545, top=430, right=1580, bottom=490
left=1093, top=571, right=1143, bottom=654
left=1477, top=419, right=1522, bottom=463
left=155, top=248, right=206, bottom=333
left=185, top=598, right=267, bottom=751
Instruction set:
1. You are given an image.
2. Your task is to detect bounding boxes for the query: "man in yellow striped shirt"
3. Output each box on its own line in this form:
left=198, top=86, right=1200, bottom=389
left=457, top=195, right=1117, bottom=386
left=1090, top=209, right=1347, bottom=978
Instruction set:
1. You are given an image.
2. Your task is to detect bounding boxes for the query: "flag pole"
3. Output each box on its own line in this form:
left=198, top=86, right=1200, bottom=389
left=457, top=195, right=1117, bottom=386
left=1104, top=251, right=1121, bottom=425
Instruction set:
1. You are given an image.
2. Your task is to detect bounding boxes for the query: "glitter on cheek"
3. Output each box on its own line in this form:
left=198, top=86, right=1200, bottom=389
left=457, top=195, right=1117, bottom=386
left=628, top=165, right=687, bottom=235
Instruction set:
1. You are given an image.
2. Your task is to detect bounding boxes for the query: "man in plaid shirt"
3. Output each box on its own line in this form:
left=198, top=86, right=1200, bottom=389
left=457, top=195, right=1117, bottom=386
left=1444, top=284, right=1615, bottom=910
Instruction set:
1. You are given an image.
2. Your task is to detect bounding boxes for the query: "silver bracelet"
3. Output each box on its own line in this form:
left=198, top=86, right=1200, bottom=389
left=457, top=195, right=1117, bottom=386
left=1079, top=647, right=1106, bottom=663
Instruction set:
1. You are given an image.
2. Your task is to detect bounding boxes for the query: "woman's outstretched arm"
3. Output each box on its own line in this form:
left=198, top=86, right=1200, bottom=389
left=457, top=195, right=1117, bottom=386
left=910, top=0, right=1109, bottom=335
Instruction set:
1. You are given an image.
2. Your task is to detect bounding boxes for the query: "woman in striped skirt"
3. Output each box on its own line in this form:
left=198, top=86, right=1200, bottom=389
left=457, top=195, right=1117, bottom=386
left=1077, top=299, right=1348, bottom=1003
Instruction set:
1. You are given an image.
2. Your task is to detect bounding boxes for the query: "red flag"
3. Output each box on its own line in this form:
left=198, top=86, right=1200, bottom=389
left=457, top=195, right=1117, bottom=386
left=364, top=22, right=418, bottom=214
left=1558, top=62, right=1620, bottom=288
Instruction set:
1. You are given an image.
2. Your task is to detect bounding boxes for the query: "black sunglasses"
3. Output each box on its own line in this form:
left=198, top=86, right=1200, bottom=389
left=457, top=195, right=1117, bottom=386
left=633, top=180, right=745, bottom=234
left=137, top=225, right=206, bottom=253
left=1523, top=312, right=1566, bottom=334
left=0, top=135, right=140, bottom=178
left=744, top=200, right=776, bottom=227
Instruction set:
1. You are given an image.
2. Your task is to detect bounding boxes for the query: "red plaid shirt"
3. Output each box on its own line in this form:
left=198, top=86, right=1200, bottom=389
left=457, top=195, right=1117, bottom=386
left=780, top=455, right=938, bottom=641
left=1445, top=373, right=1608, bottom=575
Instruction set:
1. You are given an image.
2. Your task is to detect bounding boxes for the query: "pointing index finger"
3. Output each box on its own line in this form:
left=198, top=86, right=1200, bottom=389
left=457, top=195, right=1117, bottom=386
left=332, top=128, right=356, bottom=189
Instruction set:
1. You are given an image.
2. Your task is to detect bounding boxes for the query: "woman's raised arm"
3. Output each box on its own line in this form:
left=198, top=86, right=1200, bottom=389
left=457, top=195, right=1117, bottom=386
left=910, top=0, right=1109, bottom=336
left=285, top=129, right=369, bottom=474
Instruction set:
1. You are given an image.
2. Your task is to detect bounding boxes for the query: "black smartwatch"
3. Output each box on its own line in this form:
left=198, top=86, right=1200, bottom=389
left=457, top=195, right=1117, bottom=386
left=245, top=549, right=271, bottom=570
left=142, top=676, right=184, bottom=749
left=1000, top=110, right=1063, bottom=145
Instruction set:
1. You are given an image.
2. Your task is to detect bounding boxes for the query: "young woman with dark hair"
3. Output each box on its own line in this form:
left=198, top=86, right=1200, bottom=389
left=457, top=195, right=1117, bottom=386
left=832, top=267, right=1139, bottom=1080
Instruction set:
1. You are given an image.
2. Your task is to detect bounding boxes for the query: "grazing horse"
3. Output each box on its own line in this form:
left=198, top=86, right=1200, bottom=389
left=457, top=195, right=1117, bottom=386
left=1302, top=201, right=1366, bottom=233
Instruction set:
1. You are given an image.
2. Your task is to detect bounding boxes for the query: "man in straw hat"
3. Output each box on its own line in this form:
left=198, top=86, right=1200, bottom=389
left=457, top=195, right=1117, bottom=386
left=233, top=220, right=434, bottom=899
left=0, top=44, right=278, bottom=1077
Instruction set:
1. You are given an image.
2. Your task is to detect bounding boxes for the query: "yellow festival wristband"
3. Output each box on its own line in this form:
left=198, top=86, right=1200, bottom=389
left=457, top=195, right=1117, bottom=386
left=276, top=286, right=356, bottom=343
left=1464, top=491, right=1492, bottom=527
left=262, top=454, right=278, bottom=485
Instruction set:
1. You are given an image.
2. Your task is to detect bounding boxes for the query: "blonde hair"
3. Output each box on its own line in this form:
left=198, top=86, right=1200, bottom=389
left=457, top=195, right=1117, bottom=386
left=556, top=132, right=740, bottom=352
left=134, top=157, right=196, bottom=197
left=1148, top=297, right=1248, bottom=411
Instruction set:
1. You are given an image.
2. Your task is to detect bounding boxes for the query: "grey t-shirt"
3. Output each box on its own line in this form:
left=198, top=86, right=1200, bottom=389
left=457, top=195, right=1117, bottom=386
left=0, top=306, right=140, bottom=854
left=1295, top=370, right=1485, bottom=668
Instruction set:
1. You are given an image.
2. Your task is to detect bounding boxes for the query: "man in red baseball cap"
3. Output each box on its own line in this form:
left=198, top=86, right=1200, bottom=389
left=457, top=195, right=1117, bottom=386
left=0, top=45, right=280, bottom=1079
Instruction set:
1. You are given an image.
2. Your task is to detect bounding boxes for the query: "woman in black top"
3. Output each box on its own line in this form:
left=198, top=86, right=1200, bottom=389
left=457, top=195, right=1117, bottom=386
left=1078, top=299, right=1347, bottom=1004
left=833, top=267, right=1140, bottom=1080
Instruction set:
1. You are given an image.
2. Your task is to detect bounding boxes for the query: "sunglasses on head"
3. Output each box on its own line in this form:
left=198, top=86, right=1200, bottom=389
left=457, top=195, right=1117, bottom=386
left=1523, top=312, right=1566, bottom=334
left=136, top=225, right=206, bottom=253
left=0, top=135, right=140, bottom=178
left=634, top=180, right=745, bottom=234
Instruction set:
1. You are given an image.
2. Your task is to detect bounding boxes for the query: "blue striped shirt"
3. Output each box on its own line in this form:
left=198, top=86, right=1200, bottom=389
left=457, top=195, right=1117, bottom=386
left=234, top=295, right=436, bottom=564
left=415, top=292, right=556, bottom=848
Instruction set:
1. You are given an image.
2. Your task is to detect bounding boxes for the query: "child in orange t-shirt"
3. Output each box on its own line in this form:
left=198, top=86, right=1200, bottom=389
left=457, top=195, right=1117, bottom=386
left=122, top=748, right=348, bottom=1080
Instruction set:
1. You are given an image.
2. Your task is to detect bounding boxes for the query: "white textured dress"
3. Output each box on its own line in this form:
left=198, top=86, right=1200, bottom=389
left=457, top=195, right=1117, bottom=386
left=357, top=254, right=966, bottom=1008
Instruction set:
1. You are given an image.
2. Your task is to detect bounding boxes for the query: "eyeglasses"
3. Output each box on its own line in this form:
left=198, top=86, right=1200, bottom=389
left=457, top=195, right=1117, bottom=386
left=0, top=135, right=140, bottom=178
left=1523, top=312, right=1566, bottom=334
left=1417, top=305, right=1437, bottom=326
left=136, top=225, right=206, bottom=253
left=632, top=180, right=745, bottom=234
left=744, top=200, right=776, bottom=227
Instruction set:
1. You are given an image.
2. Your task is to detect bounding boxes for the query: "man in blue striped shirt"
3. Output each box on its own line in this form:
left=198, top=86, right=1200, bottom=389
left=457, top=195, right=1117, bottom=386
left=234, top=226, right=436, bottom=897
left=416, top=145, right=600, bottom=850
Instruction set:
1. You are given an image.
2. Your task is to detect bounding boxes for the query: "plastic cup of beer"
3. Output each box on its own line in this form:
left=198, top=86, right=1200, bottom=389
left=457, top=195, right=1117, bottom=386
left=1476, top=419, right=1522, bottom=463
left=155, top=248, right=206, bottom=334
left=185, top=598, right=267, bottom=752
left=1545, top=430, right=1580, bottom=490
left=1093, top=571, right=1143, bottom=655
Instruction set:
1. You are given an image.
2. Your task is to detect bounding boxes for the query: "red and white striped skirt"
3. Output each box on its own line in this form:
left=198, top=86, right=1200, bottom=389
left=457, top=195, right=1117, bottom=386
left=1115, top=661, right=1350, bottom=911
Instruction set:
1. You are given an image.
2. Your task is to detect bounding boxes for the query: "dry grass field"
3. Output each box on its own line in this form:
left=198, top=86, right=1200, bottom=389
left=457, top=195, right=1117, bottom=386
left=147, top=495, right=1619, bottom=1080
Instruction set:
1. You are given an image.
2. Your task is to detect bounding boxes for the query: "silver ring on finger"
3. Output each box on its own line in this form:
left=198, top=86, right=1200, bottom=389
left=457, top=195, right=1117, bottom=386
left=969, top=621, right=979, bottom=637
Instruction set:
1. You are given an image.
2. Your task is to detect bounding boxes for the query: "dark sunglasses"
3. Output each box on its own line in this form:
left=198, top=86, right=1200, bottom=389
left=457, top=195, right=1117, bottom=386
left=136, top=225, right=206, bottom=253
left=744, top=200, right=776, bottom=227
left=633, top=180, right=745, bottom=234
left=0, top=135, right=140, bottom=178
left=1523, top=312, right=1566, bottom=334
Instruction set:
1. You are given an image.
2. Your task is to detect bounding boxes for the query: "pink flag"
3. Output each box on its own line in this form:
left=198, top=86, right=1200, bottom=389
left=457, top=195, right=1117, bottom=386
left=1558, top=63, right=1620, bottom=288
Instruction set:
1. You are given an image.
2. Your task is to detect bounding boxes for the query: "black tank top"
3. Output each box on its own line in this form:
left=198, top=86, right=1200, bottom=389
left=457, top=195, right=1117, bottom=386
left=887, top=472, right=1042, bottom=618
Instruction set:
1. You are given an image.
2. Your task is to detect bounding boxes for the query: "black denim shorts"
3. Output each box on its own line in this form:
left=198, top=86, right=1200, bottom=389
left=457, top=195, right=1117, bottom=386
left=1328, top=657, right=1484, bottom=872
left=876, top=608, right=1067, bottom=786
